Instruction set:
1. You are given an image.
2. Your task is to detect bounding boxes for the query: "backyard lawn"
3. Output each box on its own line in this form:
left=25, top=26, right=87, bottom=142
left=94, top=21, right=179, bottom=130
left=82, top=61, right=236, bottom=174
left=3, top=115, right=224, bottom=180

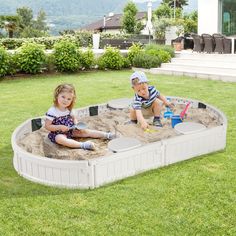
left=0, top=70, right=235, bottom=235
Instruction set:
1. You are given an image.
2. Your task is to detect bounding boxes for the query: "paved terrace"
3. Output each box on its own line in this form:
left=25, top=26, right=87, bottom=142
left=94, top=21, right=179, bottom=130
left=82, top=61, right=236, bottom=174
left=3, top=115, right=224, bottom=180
left=140, top=50, right=236, bottom=83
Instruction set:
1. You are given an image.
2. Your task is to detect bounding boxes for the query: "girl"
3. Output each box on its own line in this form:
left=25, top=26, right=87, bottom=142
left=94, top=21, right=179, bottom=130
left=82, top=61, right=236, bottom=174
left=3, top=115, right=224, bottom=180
left=45, top=83, right=115, bottom=150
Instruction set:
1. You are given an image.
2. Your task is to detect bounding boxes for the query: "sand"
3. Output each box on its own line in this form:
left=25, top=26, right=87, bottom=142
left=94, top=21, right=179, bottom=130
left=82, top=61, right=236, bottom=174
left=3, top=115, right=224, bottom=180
left=18, top=104, right=221, bottom=160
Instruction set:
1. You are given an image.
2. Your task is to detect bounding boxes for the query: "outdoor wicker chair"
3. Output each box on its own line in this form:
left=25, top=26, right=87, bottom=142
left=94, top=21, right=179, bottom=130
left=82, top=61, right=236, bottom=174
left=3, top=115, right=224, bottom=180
left=223, top=37, right=232, bottom=54
left=202, top=33, right=215, bottom=53
left=191, top=33, right=204, bottom=52
left=213, top=33, right=224, bottom=53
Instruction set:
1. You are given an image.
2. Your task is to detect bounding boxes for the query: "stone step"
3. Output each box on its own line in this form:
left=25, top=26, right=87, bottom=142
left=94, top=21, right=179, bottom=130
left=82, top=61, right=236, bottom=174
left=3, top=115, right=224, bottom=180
left=161, top=63, right=236, bottom=74
left=175, top=52, right=236, bottom=61
left=171, top=58, right=236, bottom=68
left=149, top=67, right=236, bottom=82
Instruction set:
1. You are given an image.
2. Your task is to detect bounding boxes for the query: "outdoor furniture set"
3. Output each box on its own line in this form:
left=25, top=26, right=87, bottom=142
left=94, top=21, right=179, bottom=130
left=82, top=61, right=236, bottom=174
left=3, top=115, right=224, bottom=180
left=191, top=33, right=233, bottom=54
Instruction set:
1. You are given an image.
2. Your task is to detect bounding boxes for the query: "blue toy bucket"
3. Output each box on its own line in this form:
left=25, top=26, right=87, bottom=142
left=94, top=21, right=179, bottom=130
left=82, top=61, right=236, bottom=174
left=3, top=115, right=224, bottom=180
left=171, top=115, right=183, bottom=128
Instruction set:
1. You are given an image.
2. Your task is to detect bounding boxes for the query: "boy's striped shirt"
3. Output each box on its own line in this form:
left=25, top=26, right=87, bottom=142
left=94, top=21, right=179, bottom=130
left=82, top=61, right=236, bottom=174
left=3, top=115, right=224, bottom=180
left=132, top=85, right=160, bottom=110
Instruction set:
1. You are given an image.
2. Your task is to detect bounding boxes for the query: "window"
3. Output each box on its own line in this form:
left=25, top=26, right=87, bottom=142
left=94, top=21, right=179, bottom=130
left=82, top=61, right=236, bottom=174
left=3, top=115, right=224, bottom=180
left=222, top=0, right=236, bottom=35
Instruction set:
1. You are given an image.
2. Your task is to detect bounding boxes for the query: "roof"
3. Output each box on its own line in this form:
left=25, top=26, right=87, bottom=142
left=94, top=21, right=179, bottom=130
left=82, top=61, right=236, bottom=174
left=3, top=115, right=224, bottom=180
left=82, top=12, right=146, bottom=31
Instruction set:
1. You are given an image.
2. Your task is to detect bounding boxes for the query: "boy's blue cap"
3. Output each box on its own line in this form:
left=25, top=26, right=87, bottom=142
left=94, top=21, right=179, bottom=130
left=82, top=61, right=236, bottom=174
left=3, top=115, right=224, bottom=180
left=130, top=71, right=148, bottom=86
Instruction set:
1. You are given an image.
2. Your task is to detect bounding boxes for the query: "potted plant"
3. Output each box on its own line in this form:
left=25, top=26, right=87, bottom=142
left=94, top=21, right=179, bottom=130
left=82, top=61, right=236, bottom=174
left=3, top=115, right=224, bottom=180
left=173, top=36, right=183, bottom=51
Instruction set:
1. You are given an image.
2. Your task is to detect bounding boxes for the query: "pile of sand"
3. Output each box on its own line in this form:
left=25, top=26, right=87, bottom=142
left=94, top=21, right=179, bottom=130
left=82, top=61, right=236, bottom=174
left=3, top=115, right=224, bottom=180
left=18, top=105, right=221, bottom=160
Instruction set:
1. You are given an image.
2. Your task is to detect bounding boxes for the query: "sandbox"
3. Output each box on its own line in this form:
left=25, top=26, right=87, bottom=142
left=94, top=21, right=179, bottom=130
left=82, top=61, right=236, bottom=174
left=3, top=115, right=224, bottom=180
left=12, top=97, right=227, bottom=189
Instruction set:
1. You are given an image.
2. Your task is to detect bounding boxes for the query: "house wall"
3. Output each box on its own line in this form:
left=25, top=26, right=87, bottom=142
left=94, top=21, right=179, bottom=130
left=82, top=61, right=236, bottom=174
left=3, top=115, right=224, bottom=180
left=198, top=0, right=220, bottom=35
left=102, top=29, right=121, bottom=34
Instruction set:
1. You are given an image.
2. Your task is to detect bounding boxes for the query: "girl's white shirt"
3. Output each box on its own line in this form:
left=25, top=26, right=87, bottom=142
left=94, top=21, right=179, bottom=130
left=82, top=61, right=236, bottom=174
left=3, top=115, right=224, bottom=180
left=46, top=106, right=74, bottom=121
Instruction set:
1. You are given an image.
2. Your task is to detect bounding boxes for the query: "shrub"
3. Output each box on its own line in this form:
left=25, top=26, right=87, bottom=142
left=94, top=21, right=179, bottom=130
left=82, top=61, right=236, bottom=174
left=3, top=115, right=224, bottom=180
left=159, top=45, right=175, bottom=58
left=156, top=50, right=171, bottom=63
left=145, top=44, right=175, bottom=57
left=97, top=47, right=124, bottom=70
left=145, top=48, right=171, bottom=63
left=0, top=38, right=25, bottom=50
left=31, top=37, right=59, bottom=49
left=127, top=43, right=143, bottom=64
left=79, top=49, right=95, bottom=69
left=74, top=31, right=92, bottom=47
left=132, top=52, right=161, bottom=69
left=16, top=43, right=46, bottom=74
left=53, top=40, right=80, bottom=72
left=0, top=31, right=93, bottom=50
left=122, top=56, right=131, bottom=68
left=0, top=47, right=10, bottom=77
left=7, top=53, right=18, bottom=76
left=145, top=48, right=160, bottom=57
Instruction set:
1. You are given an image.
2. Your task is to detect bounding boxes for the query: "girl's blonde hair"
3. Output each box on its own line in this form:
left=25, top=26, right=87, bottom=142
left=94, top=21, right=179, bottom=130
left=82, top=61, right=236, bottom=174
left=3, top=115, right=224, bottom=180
left=53, top=83, right=76, bottom=110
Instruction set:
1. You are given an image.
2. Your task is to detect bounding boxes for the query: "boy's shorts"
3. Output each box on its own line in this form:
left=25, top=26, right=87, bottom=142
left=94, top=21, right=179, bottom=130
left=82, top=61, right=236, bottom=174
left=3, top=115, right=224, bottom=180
left=141, top=106, right=154, bottom=118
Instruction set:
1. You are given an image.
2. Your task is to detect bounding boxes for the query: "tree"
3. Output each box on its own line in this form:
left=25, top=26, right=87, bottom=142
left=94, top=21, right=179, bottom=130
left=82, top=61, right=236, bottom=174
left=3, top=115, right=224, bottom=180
left=155, top=3, right=182, bottom=19
left=34, top=9, right=49, bottom=32
left=155, top=3, right=172, bottom=18
left=16, top=7, right=33, bottom=30
left=183, top=10, right=198, bottom=33
left=153, top=1, right=196, bottom=40
left=162, top=0, right=188, bottom=9
left=0, top=15, right=19, bottom=38
left=122, top=1, right=138, bottom=34
left=16, top=7, right=49, bottom=38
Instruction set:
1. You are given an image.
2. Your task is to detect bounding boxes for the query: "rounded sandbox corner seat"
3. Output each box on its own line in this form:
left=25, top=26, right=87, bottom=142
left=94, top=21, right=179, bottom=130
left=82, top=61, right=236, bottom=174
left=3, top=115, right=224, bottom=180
left=12, top=98, right=227, bottom=189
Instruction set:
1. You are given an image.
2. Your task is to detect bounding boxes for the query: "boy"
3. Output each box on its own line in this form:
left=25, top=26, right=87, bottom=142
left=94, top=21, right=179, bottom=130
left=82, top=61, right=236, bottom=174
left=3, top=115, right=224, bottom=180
left=129, top=71, right=174, bottom=130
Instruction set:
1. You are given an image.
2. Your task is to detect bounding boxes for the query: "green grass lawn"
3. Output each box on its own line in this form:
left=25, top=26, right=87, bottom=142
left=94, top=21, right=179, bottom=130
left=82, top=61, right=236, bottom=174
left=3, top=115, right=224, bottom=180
left=0, top=70, right=236, bottom=235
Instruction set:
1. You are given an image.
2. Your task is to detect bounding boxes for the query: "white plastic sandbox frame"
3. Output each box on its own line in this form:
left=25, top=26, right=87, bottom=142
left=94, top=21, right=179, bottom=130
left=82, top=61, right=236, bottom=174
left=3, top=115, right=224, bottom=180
left=11, top=97, right=227, bottom=189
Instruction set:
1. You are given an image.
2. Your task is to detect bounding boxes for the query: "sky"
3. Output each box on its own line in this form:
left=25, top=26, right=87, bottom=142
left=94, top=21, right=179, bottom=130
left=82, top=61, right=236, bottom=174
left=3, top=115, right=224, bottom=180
left=133, top=0, right=160, bottom=2
left=133, top=0, right=197, bottom=13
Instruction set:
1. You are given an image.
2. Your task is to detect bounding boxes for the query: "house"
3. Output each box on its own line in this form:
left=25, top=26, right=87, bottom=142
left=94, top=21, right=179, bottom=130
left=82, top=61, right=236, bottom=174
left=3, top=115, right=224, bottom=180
left=81, top=12, right=147, bottom=34
left=198, top=0, right=236, bottom=36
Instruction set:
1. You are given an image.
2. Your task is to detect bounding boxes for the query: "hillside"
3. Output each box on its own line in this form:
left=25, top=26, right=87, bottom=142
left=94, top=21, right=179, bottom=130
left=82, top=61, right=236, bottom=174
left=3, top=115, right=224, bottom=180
left=0, top=0, right=197, bottom=35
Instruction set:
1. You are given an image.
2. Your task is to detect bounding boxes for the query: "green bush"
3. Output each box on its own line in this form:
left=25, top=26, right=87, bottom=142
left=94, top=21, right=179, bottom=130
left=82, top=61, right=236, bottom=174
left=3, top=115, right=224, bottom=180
left=6, top=53, right=18, bottom=76
left=132, top=52, right=161, bottom=69
left=97, top=47, right=124, bottom=70
left=31, top=37, right=59, bottom=49
left=74, top=31, right=92, bottom=47
left=79, top=49, right=95, bottom=69
left=145, top=48, right=159, bottom=57
left=0, top=31, right=93, bottom=50
left=145, top=48, right=171, bottom=63
left=127, top=43, right=143, bottom=64
left=0, top=38, right=25, bottom=50
left=0, top=47, right=11, bottom=77
left=53, top=40, right=80, bottom=72
left=156, top=50, right=171, bottom=63
left=145, top=44, right=175, bottom=58
left=122, top=56, right=131, bottom=68
left=16, top=43, right=46, bottom=74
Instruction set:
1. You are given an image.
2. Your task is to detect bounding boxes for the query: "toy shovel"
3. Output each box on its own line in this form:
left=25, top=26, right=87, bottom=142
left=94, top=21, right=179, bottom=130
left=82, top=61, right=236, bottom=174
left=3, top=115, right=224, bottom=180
left=180, top=102, right=191, bottom=119
left=164, top=106, right=173, bottom=118
left=69, top=122, right=87, bottom=130
left=164, top=98, right=173, bottom=118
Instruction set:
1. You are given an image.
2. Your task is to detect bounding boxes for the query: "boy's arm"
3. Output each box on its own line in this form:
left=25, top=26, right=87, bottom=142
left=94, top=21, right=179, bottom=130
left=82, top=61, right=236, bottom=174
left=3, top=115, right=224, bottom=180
left=158, top=95, right=174, bottom=109
left=136, top=110, right=149, bottom=130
